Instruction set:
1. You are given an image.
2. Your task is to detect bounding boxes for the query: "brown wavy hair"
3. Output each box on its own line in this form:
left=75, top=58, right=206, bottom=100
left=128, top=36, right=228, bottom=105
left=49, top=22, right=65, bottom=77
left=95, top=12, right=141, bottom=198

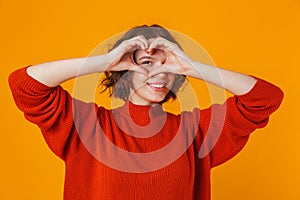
left=101, top=24, right=186, bottom=103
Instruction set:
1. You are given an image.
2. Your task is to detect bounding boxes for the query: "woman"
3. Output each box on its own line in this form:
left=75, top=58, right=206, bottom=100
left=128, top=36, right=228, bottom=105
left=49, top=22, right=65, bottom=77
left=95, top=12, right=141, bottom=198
left=9, top=24, right=283, bottom=200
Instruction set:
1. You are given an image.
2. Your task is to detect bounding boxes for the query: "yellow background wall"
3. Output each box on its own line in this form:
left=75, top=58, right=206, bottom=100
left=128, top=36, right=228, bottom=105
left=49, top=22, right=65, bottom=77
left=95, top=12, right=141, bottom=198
left=1, top=0, right=299, bottom=199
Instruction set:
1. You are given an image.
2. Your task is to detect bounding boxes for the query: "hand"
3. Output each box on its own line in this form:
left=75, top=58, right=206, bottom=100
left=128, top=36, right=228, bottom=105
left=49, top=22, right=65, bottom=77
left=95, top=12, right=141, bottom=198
left=105, top=35, right=149, bottom=75
left=147, top=37, right=196, bottom=77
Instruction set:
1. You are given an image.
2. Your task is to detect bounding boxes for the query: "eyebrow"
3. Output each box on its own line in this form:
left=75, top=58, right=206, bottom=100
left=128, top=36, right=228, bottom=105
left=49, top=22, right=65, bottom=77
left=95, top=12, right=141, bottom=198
left=138, top=56, right=153, bottom=61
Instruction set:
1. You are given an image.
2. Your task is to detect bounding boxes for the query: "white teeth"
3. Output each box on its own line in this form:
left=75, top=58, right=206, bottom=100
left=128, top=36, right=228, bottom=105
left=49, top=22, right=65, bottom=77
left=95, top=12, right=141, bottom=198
left=149, top=83, right=165, bottom=88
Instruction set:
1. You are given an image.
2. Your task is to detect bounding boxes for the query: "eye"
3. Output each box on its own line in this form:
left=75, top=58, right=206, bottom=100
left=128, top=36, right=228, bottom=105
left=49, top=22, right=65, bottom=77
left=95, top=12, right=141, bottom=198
left=142, top=61, right=152, bottom=65
left=139, top=60, right=153, bottom=66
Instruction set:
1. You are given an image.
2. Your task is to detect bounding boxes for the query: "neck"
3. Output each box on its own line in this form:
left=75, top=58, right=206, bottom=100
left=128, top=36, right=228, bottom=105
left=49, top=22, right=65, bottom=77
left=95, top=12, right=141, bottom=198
left=117, top=101, right=164, bottom=120
left=128, top=97, right=161, bottom=107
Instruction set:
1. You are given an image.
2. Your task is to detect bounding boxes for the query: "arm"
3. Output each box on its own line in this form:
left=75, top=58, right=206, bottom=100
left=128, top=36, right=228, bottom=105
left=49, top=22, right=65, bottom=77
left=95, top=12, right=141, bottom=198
left=183, top=61, right=257, bottom=95
left=147, top=37, right=256, bottom=95
left=147, top=37, right=284, bottom=167
left=26, top=35, right=149, bottom=87
left=204, top=78, right=284, bottom=167
left=26, top=55, right=109, bottom=87
left=9, top=68, right=78, bottom=160
left=9, top=36, right=149, bottom=159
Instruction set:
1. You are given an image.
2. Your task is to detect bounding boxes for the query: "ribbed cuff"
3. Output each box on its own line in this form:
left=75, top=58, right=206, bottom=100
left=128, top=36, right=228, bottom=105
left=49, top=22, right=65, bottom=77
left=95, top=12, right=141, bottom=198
left=236, top=76, right=284, bottom=113
left=8, top=66, right=53, bottom=93
left=238, top=77, right=284, bottom=101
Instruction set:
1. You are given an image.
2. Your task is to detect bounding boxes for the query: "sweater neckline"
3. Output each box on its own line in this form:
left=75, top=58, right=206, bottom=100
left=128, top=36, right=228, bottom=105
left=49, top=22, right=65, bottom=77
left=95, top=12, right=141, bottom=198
left=116, top=101, right=165, bottom=121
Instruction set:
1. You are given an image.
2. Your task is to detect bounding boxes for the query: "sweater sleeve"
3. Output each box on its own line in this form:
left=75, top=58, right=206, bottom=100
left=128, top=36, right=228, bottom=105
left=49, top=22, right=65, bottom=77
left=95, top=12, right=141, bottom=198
left=8, top=67, right=97, bottom=160
left=196, top=77, right=284, bottom=168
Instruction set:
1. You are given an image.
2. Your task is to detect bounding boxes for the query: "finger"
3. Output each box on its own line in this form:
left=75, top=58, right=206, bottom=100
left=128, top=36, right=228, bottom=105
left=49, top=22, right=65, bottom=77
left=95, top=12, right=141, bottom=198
left=120, top=38, right=146, bottom=54
left=126, top=41, right=146, bottom=52
left=130, top=65, right=148, bottom=75
left=148, top=38, right=166, bottom=52
left=147, top=66, right=174, bottom=78
left=125, top=52, right=148, bottom=75
left=127, top=35, right=149, bottom=50
left=137, top=35, right=150, bottom=50
left=108, top=52, right=134, bottom=71
left=163, top=51, right=181, bottom=66
left=148, top=37, right=175, bottom=52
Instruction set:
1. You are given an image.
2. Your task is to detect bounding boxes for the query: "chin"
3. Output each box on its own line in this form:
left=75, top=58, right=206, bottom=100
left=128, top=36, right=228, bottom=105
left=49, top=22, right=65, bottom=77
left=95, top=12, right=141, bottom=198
left=150, top=95, right=167, bottom=103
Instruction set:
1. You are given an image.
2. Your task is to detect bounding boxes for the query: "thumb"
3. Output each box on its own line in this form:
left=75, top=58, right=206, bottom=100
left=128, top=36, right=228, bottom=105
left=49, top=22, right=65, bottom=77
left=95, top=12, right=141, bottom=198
left=130, top=65, right=149, bottom=76
left=147, top=66, right=168, bottom=78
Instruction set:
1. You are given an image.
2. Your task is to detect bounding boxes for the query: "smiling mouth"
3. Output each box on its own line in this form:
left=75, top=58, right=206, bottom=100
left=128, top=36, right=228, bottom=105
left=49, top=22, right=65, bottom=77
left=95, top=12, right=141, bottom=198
left=146, top=82, right=166, bottom=90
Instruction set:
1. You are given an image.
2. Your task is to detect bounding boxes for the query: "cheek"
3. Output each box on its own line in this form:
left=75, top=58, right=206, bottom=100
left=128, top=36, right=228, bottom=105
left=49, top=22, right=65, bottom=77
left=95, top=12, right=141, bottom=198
left=168, top=74, right=176, bottom=87
left=131, top=72, right=148, bottom=88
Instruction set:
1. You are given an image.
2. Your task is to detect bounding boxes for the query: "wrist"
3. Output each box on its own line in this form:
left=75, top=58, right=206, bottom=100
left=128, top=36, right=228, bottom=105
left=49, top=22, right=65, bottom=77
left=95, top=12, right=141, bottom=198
left=185, top=60, right=205, bottom=79
left=95, top=54, right=111, bottom=73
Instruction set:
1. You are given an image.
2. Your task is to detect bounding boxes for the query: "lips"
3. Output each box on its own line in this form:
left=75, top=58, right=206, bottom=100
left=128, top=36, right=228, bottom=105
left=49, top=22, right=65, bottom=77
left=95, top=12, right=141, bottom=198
left=146, top=82, right=167, bottom=91
left=147, top=83, right=165, bottom=88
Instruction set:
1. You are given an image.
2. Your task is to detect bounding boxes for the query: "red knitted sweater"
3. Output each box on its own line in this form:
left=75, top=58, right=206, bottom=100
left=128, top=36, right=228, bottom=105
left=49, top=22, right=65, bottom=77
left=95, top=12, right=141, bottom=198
left=9, top=67, right=283, bottom=200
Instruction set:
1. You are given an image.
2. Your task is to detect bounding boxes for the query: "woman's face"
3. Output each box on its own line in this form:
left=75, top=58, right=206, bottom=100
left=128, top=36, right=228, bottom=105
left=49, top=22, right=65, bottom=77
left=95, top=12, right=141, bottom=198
left=129, top=47, right=176, bottom=106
